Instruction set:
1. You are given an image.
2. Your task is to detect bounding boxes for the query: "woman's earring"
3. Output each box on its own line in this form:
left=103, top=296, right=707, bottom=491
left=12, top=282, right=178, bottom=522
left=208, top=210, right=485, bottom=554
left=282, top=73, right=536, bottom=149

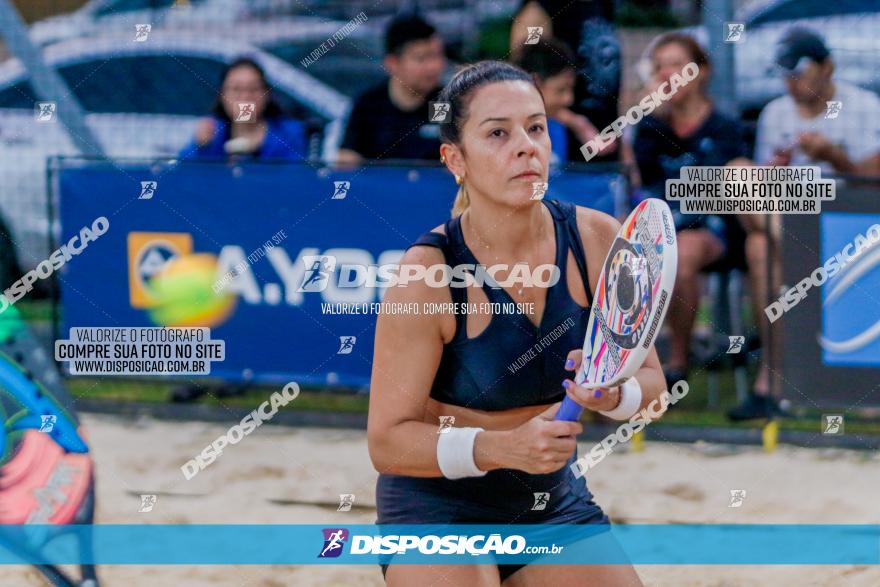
left=455, top=175, right=462, bottom=185
left=440, top=155, right=446, bottom=164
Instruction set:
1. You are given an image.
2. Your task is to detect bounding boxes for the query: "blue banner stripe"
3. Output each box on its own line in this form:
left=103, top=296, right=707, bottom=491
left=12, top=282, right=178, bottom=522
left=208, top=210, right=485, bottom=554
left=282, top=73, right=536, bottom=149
left=2, top=525, right=878, bottom=565
left=58, top=162, right=619, bottom=387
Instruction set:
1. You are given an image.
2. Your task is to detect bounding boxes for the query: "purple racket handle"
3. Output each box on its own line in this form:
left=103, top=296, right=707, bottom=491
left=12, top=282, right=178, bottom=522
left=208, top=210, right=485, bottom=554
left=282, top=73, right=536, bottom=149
left=555, top=395, right=584, bottom=421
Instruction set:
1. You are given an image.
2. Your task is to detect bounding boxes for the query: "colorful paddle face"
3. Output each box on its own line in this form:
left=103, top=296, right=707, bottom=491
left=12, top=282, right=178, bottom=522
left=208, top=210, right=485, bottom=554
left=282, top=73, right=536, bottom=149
left=555, top=199, right=677, bottom=421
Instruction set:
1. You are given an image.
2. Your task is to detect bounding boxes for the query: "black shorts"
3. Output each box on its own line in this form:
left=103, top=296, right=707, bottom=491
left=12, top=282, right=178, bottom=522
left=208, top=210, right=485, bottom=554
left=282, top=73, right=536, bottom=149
left=375, top=452, right=610, bottom=582
left=379, top=506, right=609, bottom=582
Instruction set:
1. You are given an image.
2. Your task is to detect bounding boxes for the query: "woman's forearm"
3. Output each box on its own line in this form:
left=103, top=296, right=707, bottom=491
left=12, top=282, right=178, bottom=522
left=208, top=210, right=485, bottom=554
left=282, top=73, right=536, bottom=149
left=370, top=421, right=513, bottom=477
left=473, top=429, right=510, bottom=473
left=370, top=420, right=442, bottom=477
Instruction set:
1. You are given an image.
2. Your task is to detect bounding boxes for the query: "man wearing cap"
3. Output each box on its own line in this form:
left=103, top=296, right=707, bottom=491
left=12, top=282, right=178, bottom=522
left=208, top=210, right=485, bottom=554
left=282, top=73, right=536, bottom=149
left=729, top=27, right=880, bottom=421
left=754, top=27, right=880, bottom=175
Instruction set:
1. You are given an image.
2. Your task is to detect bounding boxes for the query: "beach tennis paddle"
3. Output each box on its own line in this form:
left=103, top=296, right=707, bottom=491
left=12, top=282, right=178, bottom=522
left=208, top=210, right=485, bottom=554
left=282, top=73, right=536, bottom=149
left=555, top=199, right=678, bottom=421
left=0, top=303, right=99, bottom=586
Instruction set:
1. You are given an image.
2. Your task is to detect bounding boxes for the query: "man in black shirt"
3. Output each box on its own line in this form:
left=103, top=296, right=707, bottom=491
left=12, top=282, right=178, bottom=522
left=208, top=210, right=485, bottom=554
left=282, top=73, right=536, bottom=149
left=336, top=14, right=447, bottom=163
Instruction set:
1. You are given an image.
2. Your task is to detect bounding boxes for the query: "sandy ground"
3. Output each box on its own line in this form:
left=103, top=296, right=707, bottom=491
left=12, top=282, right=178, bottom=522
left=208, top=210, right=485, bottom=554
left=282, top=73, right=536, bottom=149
left=8, top=413, right=880, bottom=586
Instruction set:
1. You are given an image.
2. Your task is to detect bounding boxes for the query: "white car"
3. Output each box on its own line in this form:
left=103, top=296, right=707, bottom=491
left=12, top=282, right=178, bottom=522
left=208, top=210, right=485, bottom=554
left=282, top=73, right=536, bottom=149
left=26, top=0, right=485, bottom=100
left=0, top=32, right=349, bottom=270
left=28, top=0, right=521, bottom=54
left=28, top=0, right=316, bottom=47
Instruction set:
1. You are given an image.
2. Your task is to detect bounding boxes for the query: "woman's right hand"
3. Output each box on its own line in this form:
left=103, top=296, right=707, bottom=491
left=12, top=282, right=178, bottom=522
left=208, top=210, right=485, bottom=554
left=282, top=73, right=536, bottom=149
left=500, top=403, right=582, bottom=474
left=769, top=147, right=793, bottom=167
left=194, top=118, right=217, bottom=146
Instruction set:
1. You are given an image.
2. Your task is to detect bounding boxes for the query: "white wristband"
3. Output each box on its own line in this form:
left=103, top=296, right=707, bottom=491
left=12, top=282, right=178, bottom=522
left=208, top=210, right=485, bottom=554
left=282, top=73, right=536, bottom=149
left=599, top=377, right=643, bottom=420
left=436, top=427, right=487, bottom=480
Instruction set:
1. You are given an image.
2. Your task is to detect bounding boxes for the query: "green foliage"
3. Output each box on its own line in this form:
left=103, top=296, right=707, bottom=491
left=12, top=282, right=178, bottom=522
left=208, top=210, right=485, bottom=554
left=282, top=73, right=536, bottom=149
left=478, top=17, right=514, bottom=61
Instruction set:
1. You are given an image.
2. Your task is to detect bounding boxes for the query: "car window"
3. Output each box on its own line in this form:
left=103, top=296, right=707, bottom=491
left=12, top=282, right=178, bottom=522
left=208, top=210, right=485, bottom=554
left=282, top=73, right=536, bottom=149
left=58, top=55, right=225, bottom=115
left=0, top=79, right=38, bottom=109
left=94, top=0, right=179, bottom=18
left=267, top=42, right=378, bottom=64
left=268, top=86, right=329, bottom=130
left=265, top=45, right=385, bottom=98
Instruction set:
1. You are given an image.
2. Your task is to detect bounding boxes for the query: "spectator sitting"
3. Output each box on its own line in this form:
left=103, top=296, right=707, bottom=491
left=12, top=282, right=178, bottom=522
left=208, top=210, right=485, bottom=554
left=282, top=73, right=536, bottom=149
left=754, top=27, right=880, bottom=176
left=728, top=27, right=880, bottom=420
left=335, top=13, right=447, bottom=164
left=632, top=33, right=749, bottom=389
left=179, top=57, right=308, bottom=161
left=515, top=39, right=608, bottom=166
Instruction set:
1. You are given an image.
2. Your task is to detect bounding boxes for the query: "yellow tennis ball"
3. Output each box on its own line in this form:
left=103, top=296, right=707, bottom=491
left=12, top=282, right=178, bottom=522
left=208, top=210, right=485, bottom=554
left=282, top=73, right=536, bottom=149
left=147, top=253, right=236, bottom=327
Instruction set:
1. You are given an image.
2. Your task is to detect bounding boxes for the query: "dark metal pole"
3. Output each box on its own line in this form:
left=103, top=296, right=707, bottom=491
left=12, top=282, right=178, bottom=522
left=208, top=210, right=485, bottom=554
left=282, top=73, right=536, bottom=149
left=0, top=0, right=105, bottom=158
left=702, top=0, right=738, bottom=117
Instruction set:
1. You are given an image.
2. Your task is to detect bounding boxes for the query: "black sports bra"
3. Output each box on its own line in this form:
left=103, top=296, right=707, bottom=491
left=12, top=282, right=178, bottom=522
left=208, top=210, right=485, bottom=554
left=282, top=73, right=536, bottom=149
left=407, top=199, right=594, bottom=411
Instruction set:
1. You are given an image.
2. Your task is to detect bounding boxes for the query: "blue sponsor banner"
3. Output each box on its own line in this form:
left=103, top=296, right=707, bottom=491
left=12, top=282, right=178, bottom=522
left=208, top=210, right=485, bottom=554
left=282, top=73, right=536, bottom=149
left=820, top=212, right=880, bottom=367
left=2, top=524, right=879, bottom=565
left=57, top=161, right=619, bottom=387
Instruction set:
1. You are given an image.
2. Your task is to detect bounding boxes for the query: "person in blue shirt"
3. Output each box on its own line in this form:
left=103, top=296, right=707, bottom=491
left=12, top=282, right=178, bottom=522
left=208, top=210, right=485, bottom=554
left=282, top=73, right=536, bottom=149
left=179, top=57, right=308, bottom=161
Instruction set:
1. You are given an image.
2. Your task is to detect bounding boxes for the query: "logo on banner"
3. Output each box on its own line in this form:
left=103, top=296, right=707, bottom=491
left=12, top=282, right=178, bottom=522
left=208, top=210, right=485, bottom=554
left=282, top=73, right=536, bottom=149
left=332, top=181, right=350, bottom=200
left=139, top=181, right=157, bottom=200
left=298, top=255, right=336, bottom=292
left=127, top=232, right=193, bottom=307
left=319, top=528, right=349, bottom=558
left=337, top=336, right=356, bottom=354
left=819, top=215, right=880, bottom=365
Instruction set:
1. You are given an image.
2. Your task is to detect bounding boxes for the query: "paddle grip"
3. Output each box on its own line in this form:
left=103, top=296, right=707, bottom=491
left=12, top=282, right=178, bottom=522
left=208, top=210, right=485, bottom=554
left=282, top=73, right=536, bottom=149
left=554, top=395, right=584, bottom=421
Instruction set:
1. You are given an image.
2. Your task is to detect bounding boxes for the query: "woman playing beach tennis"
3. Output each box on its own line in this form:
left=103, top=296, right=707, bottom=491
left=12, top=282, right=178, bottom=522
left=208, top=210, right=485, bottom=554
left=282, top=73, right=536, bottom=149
left=367, top=60, right=667, bottom=586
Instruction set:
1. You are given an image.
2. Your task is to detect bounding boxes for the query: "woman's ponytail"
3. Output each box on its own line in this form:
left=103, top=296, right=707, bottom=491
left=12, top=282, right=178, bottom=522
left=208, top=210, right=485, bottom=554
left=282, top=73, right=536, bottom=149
left=451, top=184, right=470, bottom=217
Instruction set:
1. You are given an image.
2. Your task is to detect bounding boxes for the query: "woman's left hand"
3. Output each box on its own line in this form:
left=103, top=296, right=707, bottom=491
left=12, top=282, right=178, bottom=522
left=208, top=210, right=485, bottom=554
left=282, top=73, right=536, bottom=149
left=560, top=349, right=622, bottom=413
left=194, top=117, right=217, bottom=146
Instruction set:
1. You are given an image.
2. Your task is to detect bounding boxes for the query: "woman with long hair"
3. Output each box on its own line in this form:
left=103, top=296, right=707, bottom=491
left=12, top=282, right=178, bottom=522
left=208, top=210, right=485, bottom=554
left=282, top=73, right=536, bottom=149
left=179, top=57, right=308, bottom=161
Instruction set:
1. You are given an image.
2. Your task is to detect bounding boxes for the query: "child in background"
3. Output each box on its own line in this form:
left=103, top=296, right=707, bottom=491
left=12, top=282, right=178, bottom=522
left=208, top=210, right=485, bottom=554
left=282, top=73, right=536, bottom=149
left=515, top=39, right=616, bottom=166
